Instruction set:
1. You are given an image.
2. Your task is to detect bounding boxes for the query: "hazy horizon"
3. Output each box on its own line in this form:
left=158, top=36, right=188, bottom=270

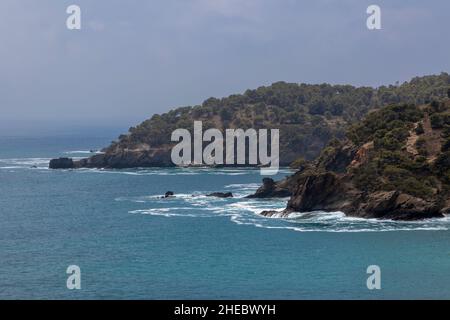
left=1, top=0, right=449, bottom=136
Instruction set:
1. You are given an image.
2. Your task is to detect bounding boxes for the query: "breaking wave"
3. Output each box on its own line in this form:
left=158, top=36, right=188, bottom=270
left=0, top=157, right=52, bottom=170
left=119, top=184, right=450, bottom=233
left=74, top=167, right=293, bottom=177
left=4, top=159, right=448, bottom=233
left=63, top=150, right=102, bottom=155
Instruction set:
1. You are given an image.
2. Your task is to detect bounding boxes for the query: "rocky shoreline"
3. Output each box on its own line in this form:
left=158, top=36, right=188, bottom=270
left=49, top=148, right=175, bottom=169
left=248, top=101, right=450, bottom=221
left=49, top=92, right=450, bottom=222
left=252, top=172, right=447, bottom=221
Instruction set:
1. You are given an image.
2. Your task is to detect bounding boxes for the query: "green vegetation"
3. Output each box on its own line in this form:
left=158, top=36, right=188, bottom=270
left=106, top=73, right=450, bottom=165
left=416, top=136, right=428, bottom=156
left=347, top=104, right=422, bottom=147
left=316, top=98, right=450, bottom=200
left=289, top=157, right=307, bottom=169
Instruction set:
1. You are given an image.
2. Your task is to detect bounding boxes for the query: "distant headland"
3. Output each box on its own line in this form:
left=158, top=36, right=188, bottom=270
left=50, top=73, right=450, bottom=170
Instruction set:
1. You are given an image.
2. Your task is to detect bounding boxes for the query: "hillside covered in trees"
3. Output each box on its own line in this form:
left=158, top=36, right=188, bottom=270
left=258, top=98, right=450, bottom=220
left=50, top=73, right=450, bottom=169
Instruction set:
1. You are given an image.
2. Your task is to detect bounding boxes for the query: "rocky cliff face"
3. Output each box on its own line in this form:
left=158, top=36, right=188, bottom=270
left=246, top=178, right=292, bottom=198
left=258, top=100, right=450, bottom=220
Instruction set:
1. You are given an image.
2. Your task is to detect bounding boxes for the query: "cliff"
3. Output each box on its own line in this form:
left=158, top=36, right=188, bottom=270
left=257, top=99, right=450, bottom=220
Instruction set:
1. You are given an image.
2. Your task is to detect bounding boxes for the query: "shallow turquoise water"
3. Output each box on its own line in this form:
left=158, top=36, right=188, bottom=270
left=0, top=136, right=449, bottom=299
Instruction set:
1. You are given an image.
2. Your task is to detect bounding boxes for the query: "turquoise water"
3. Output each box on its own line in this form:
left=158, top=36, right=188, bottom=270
left=0, top=136, right=449, bottom=299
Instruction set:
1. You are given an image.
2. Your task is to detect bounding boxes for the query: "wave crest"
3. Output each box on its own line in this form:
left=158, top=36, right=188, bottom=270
left=122, top=191, right=450, bottom=232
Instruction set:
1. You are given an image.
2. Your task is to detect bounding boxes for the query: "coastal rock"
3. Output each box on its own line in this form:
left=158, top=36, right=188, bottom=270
left=323, top=144, right=358, bottom=173
left=354, top=191, right=442, bottom=220
left=259, top=210, right=283, bottom=217
left=261, top=179, right=443, bottom=220
left=286, top=172, right=342, bottom=211
left=259, top=101, right=450, bottom=221
left=441, top=199, right=450, bottom=215
left=74, top=149, right=174, bottom=169
left=358, top=191, right=400, bottom=218
left=246, top=178, right=292, bottom=198
left=162, top=191, right=174, bottom=198
left=206, top=192, right=233, bottom=198
left=49, top=158, right=75, bottom=169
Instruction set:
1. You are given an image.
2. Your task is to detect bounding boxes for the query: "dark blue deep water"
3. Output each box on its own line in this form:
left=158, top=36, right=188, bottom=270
left=0, top=136, right=449, bottom=299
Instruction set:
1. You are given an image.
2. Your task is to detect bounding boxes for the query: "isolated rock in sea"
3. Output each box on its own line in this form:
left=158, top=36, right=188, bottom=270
left=206, top=192, right=233, bottom=198
left=162, top=191, right=174, bottom=198
left=49, top=158, right=75, bottom=169
left=246, top=178, right=292, bottom=198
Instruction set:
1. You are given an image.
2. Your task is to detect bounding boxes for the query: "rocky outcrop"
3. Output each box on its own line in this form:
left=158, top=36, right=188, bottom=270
left=74, top=148, right=174, bottom=169
left=246, top=178, right=292, bottom=198
left=49, top=158, right=75, bottom=169
left=49, top=148, right=175, bottom=169
left=259, top=101, right=450, bottom=221
left=439, top=199, right=450, bottom=215
left=261, top=175, right=444, bottom=220
left=206, top=192, right=233, bottom=198
left=162, top=191, right=174, bottom=198
left=285, top=172, right=348, bottom=212
left=357, top=191, right=441, bottom=220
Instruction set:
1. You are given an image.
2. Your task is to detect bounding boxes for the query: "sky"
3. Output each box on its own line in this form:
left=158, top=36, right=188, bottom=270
left=0, top=0, right=449, bottom=136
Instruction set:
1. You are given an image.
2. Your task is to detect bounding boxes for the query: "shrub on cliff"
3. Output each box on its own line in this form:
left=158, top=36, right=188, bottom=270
left=347, top=104, right=422, bottom=146
left=312, top=98, right=449, bottom=200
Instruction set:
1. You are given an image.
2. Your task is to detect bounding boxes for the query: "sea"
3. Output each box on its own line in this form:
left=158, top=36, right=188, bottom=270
left=0, top=135, right=449, bottom=299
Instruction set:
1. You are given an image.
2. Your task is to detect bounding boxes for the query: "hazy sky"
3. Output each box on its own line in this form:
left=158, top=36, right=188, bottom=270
left=0, top=0, right=449, bottom=136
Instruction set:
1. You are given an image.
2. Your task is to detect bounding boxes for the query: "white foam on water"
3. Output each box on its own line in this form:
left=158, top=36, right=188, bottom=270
left=7, top=161, right=447, bottom=233
left=224, top=183, right=261, bottom=191
left=0, top=157, right=55, bottom=170
left=125, top=188, right=450, bottom=233
left=76, top=167, right=266, bottom=176
left=0, top=157, right=51, bottom=167
left=130, top=208, right=199, bottom=218
left=0, top=157, right=87, bottom=170
left=64, top=150, right=93, bottom=154
left=63, top=150, right=104, bottom=154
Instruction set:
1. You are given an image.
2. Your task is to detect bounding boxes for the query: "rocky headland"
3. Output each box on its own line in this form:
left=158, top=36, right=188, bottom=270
left=253, top=100, right=450, bottom=220
left=49, top=73, right=450, bottom=169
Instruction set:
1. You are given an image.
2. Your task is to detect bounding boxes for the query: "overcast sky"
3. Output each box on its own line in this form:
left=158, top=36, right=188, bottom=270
left=0, top=0, right=449, bottom=136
